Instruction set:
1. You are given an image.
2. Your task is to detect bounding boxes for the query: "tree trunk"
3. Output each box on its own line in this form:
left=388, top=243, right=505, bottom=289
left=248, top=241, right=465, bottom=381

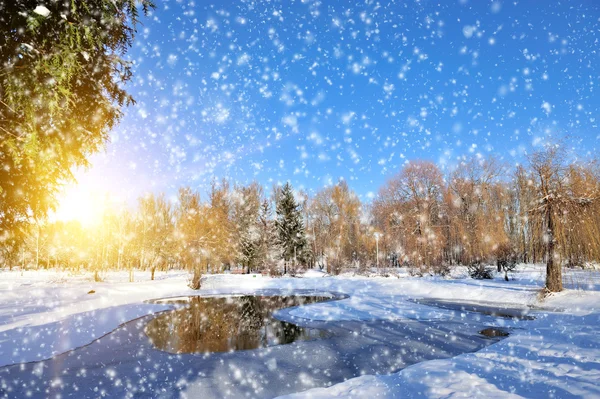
left=35, top=223, right=40, bottom=270
left=521, top=231, right=527, bottom=263
left=151, top=266, right=155, bottom=281
left=545, top=207, right=563, bottom=292
left=190, top=263, right=202, bottom=290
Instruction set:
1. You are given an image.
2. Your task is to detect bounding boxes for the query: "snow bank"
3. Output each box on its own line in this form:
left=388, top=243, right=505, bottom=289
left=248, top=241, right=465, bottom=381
left=275, top=269, right=600, bottom=399
left=1, top=265, right=599, bottom=398
left=0, top=270, right=193, bottom=367
left=278, top=309, right=600, bottom=399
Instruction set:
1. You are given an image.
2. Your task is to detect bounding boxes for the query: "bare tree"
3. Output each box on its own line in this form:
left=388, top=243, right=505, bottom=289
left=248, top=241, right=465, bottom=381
left=528, top=144, right=598, bottom=292
left=136, top=193, right=175, bottom=281
left=309, top=180, right=362, bottom=274
left=447, top=156, right=508, bottom=269
left=374, top=161, right=445, bottom=273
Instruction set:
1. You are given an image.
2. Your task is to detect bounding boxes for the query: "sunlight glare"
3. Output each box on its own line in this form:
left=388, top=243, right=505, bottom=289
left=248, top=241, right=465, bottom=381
left=51, top=179, right=124, bottom=227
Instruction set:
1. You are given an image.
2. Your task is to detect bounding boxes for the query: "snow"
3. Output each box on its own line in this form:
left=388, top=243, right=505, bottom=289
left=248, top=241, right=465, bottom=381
left=287, top=311, right=600, bottom=398
left=279, top=311, right=600, bottom=398
left=0, top=270, right=192, bottom=367
left=33, top=5, right=50, bottom=17
left=0, top=266, right=599, bottom=398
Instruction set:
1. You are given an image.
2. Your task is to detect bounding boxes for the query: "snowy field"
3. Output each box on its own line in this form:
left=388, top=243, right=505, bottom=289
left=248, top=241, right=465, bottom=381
left=0, top=266, right=599, bottom=398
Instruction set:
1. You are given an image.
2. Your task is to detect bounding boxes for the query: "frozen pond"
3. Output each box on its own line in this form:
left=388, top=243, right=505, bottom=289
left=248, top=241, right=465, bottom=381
left=0, top=291, right=517, bottom=398
left=145, top=295, right=332, bottom=353
left=410, top=298, right=563, bottom=320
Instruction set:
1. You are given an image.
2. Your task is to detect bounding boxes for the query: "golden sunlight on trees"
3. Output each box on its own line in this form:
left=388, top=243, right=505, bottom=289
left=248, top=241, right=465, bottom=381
left=3, top=150, right=599, bottom=293
left=0, top=0, right=153, bottom=242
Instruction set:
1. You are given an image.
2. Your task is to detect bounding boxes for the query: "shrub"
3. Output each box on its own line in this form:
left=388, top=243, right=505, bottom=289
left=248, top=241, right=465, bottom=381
left=430, top=263, right=451, bottom=277
left=408, top=265, right=424, bottom=277
left=468, top=263, right=494, bottom=279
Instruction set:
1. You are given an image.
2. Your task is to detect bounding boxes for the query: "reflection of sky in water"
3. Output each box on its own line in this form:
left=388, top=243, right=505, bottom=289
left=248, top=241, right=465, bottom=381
left=145, top=296, right=331, bottom=354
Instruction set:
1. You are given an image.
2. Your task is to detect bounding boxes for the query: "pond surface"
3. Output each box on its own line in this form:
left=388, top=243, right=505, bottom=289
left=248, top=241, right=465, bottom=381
left=145, top=295, right=331, bottom=353
left=411, top=298, right=536, bottom=320
left=0, top=292, right=516, bottom=399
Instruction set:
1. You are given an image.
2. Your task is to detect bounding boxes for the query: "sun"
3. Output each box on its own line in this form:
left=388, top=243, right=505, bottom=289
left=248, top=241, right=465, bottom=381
left=49, top=160, right=132, bottom=227
left=51, top=182, right=109, bottom=227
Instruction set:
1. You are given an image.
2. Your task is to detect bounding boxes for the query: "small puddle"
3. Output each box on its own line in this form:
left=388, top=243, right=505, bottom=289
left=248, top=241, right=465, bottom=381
left=145, top=295, right=331, bottom=354
left=479, top=327, right=510, bottom=338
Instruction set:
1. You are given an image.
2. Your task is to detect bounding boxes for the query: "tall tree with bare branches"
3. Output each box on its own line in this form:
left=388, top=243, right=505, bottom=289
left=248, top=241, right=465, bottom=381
left=528, top=144, right=598, bottom=292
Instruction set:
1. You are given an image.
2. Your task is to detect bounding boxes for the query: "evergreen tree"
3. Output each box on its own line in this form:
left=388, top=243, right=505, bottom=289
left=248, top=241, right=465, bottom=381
left=233, top=182, right=263, bottom=273
left=0, top=0, right=153, bottom=236
left=275, top=183, right=307, bottom=274
left=239, top=230, right=259, bottom=274
left=256, top=199, right=274, bottom=271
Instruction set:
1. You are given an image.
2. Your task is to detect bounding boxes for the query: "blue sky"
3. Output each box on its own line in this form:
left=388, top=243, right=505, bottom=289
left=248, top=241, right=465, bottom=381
left=72, top=0, right=599, bottom=204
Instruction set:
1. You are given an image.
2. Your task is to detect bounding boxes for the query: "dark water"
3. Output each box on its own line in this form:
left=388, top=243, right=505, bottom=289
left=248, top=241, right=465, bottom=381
left=145, top=295, right=331, bottom=353
left=479, top=327, right=510, bottom=338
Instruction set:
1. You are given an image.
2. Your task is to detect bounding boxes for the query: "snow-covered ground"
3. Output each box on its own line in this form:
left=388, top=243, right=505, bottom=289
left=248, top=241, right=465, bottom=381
left=0, top=265, right=599, bottom=398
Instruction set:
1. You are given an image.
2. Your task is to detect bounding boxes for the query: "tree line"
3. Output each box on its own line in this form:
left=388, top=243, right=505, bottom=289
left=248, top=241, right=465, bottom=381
left=2, top=144, right=599, bottom=292
left=2, top=180, right=309, bottom=286
left=2, top=3, right=597, bottom=295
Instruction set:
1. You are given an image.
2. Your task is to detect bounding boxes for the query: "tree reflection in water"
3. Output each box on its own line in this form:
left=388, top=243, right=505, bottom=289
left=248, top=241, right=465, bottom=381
left=145, top=296, right=330, bottom=353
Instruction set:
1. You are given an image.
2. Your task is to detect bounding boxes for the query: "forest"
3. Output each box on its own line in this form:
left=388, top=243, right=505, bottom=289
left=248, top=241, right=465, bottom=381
left=4, top=145, right=599, bottom=293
